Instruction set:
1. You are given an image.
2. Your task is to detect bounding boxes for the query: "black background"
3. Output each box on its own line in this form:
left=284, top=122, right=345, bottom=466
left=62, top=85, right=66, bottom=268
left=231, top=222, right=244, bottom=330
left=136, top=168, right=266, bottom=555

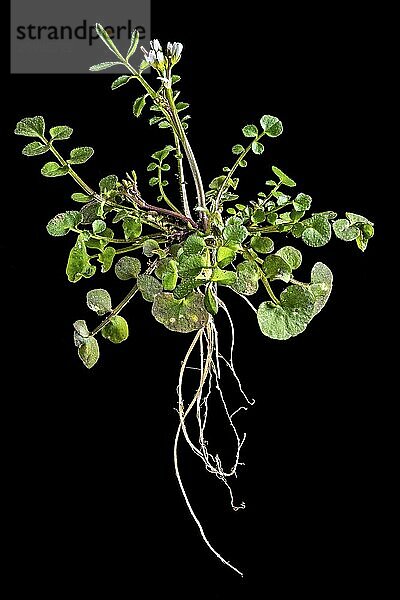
left=5, top=1, right=386, bottom=597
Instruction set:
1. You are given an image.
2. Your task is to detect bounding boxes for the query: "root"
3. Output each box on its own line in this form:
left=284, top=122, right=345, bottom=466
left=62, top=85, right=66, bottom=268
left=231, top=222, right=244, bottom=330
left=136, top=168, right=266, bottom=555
left=174, top=298, right=255, bottom=576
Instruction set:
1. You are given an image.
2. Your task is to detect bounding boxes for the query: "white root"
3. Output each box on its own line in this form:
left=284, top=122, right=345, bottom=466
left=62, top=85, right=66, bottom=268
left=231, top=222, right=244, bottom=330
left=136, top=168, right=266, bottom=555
left=173, top=296, right=255, bottom=576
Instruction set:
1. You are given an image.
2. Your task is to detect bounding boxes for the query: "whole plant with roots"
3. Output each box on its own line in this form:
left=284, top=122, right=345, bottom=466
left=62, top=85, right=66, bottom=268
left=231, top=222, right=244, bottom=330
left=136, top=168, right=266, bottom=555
left=15, top=26, right=374, bottom=577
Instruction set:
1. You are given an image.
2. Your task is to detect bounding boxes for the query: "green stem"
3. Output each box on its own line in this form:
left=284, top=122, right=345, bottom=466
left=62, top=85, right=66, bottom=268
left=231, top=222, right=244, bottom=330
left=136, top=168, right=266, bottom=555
left=72, top=228, right=128, bottom=244
left=45, top=139, right=95, bottom=196
left=91, top=285, right=139, bottom=336
left=165, top=87, right=207, bottom=230
left=173, top=132, right=192, bottom=220
left=260, top=272, right=279, bottom=304
left=114, top=234, right=168, bottom=254
left=157, top=164, right=182, bottom=214
left=214, top=132, right=267, bottom=211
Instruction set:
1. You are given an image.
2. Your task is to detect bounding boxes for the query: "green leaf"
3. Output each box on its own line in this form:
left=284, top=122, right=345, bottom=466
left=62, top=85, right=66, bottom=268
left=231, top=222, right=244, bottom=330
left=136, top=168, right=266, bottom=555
left=209, top=176, right=226, bottom=190
left=92, top=219, right=106, bottom=234
left=301, top=215, right=331, bottom=247
left=242, top=124, right=258, bottom=138
left=133, top=95, right=147, bottom=117
left=72, top=192, right=92, bottom=203
left=98, top=247, right=116, bottom=273
left=223, top=217, right=248, bottom=246
left=252, top=141, right=264, bottom=155
left=66, top=236, right=96, bottom=283
left=95, top=23, right=121, bottom=57
left=89, top=61, right=122, bottom=71
left=204, top=285, right=218, bottom=316
left=308, top=262, right=333, bottom=318
left=361, top=223, right=374, bottom=239
left=217, top=246, right=236, bottom=268
left=68, top=147, right=94, bottom=165
left=257, top=285, right=314, bottom=340
left=260, top=115, right=283, bottom=137
left=50, top=125, right=73, bottom=140
left=152, top=292, right=209, bottom=333
left=123, top=217, right=142, bottom=240
left=346, top=212, right=373, bottom=226
left=162, top=260, right=178, bottom=291
left=137, top=274, right=163, bottom=302
left=101, top=316, right=129, bottom=344
left=251, top=236, right=274, bottom=254
left=147, top=162, right=158, bottom=171
left=73, top=320, right=90, bottom=339
left=232, top=144, right=245, bottom=154
left=115, top=256, right=141, bottom=280
left=152, top=145, right=175, bottom=161
left=252, top=208, right=266, bottom=224
left=46, top=211, right=82, bottom=236
left=171, top=75, right=181, bottom=85
left=15, top=116, right=45, bottom=138
left=276, top=246, right=302, bottom=270
left=41, top=162, right=69, bottom=177
left=126, top=29, right=140, bottom=60
left=239, top=160, right=248, bottom=168
left=77, top=336, right=100, bottom=369
left=22, top=141, right=49, bottom=156
left=271, top=166, right=296, bottom=187
left=173, top=277, right=201, bottom=299
left=86, top=289, right=112, bottom=316
left=183, top=234, right=206, bottom=255
left=333, top=219, right=360, bottom=241
left=111, top=75, right=131, bottom=90
left=149, top=177, right=158, bottom=186
left=231, top=261, right=259, bottom=295
left=99, top=174, right=118, bottom=193
left=143, top=239, right=160, bottom=257
left=211, top=267, right=236, bottom=285
left=176, top=102, right=190, bottom=111
left=293, top=193, right=312, bottom=211
left=178, top=254, right=207, bottom=277
left=262, top=255, right=292, bottom=281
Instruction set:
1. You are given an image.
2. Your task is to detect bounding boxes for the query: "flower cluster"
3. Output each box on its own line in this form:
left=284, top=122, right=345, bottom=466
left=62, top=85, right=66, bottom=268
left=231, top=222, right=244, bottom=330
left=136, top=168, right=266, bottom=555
left=141, top=39, right=183, bottom=73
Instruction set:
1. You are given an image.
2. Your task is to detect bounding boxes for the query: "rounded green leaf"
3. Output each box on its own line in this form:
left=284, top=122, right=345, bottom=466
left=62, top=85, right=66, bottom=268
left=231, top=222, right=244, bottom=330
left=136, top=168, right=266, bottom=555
left=98, top=247, right=116, bottom=273
left=50, top=126, right=73, bottom=140
left=232, top=144, right=245, bottom=154
left=173, top=278, right=201, bottom=299
left=92, top=219, right=106, bottom=234
left=231, top=261, right=259, bottom=295
left=223, top=217, right=248, bottom=246
left=72, top=192, right=92, bottom=203
left=204, top=285, right=218, bottom=316
left=262, top=255, right=291, bottom=281
left=101, top=316, right=129, bottom=344
left=260, top=115, right=283, bottom=137
left=293, top=193, right=312, bottom=211
left=211, top=267, right=236, bottom=285
left=46, top=211, right=82, bottom=237
left=251, top=236, right=274, bottom=254
left=252, top=141, right=264, bottom=155
left=217, top=246, right=236, bottom=268
left=308, top=262, right=333, bottom=317
left=15, top=116, right=45, bottom=138
left=66, top=237, right=96, bottom=283
left=22, top=141, right=49, bottom=156
left=73, top=320, right=90, bottom=339
left=99, top=174, right=118, bottom=193
left=68, top=147, right=94, bottom=165
left=361, top=223, right=374, bottom=239
left=257, top=284, right=314, bottom=340
left=123, top=217, right=142, bottom=240
left=41, top=162, right=69, bottom=177
left=86, top=289, right=112, bottom=316
left=242, top=124, right=258, bottom=138
left=252, top=209, right=266, bottom=224
left=271, top=166, right=296, bottom=187
left=178, top=254, right=207, bottom=277
left=77, top=336, right=100, bottom=369
left=149, top=177, right=158, bottom=186
left=183, top=234, right=206, bottom=255
left=115, top=256, right=141, bottom=280
left=276, top=246, right=302, bottom=270
left=137, top=274, right=163, bottom=302
left=333, top=219, right=359, bottom=241
left=143, top=239, right=160, bottom=257
left=152, top=292, right=209, bottom=333
left=302, top=216, right=331, bottom=247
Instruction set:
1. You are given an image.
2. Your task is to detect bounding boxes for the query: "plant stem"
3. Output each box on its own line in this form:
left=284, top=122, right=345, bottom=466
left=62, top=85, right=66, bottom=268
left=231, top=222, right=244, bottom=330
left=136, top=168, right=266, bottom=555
left=91, top=285, right=139, bottom=336
left=260, top=273, right=280, bottom=304
left=165, top=87, right=208, bottom=230
left=214, top=131, right=267, bottom=211
left=173, top=132, right=192, bottom=220
left=44, top=138, right=96, bottom=197
left=157, top=165, right=182, bottom=214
